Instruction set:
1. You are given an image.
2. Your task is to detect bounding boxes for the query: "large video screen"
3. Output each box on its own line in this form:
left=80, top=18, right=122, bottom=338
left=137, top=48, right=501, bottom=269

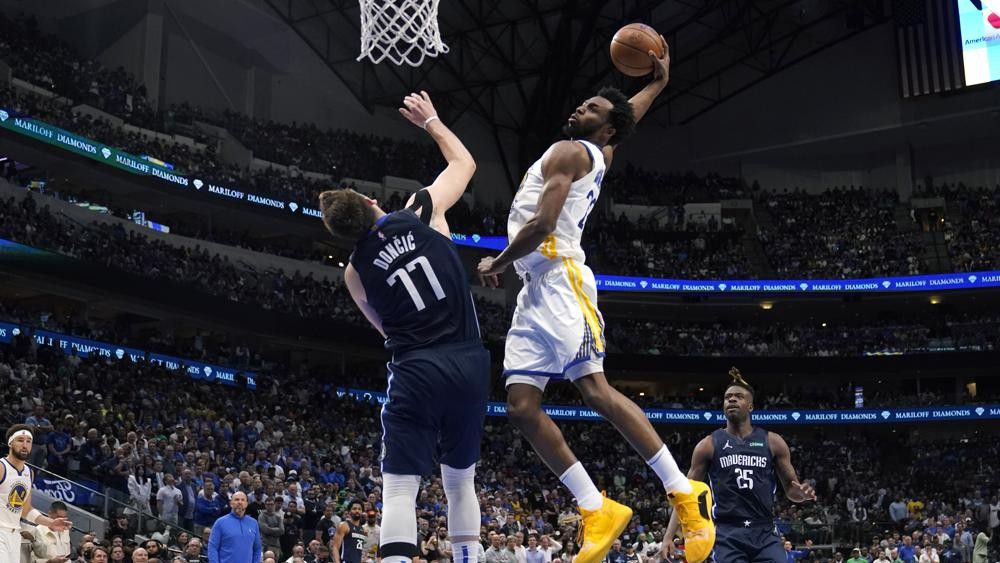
left=958, top=0, right=1000, bottom=85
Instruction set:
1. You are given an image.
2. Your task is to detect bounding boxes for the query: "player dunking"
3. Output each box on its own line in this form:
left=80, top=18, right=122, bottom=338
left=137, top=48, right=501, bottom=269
left=1, top=425, right=72, bottom=563
left=476, top=39, right=715, bottom=563
left=320, top=92, right=490, bottom=563
left=665, top=370, right=816, bottom=563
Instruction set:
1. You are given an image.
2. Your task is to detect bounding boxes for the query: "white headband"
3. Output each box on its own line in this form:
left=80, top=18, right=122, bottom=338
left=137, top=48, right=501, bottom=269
left=7, top=429, right=32, bottom=446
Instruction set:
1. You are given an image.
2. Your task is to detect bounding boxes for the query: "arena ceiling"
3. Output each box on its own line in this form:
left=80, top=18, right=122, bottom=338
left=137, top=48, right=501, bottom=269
left=265, top=0, right=888, bottom=178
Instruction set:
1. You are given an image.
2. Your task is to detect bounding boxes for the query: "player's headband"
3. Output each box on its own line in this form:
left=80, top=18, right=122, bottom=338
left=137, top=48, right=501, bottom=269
left=7, top=429, right=32, bottom=446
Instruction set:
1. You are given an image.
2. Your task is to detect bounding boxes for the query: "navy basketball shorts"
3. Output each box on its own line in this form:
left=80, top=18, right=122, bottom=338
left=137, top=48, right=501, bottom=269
left=712, top=522, right=785, bottom=563
left=380, top=341, right=491, bottom=476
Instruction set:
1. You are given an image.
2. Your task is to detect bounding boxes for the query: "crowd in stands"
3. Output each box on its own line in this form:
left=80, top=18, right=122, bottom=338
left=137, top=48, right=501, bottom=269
left=0, top=86, right=495, bottom=238
left=584, top=209, right=752, bottom=279
left=601, top=165, right=753, bottom=206
left=607, top=315, right=1000, bottom=357
left=2, top=340, right=998, bottom=563
left=0, top=302, right=264, bottom=372
left=0, top=191, right=368, bottom=322
left=927, top=185, right=1000, bottom=272
left=0, top=14, right=156, bottom=128
left=0, top=86, right=235, bottom=185
left=755, top=188, right=927, bottom=279
left=11, top=79, right=999, bottom=282
left=5, top=12, right=1000, bottom=284
left=6, top=190, right=1000, bottom=359
left=7, top=292, right=1000, bottom=413
left=168, top=104, right=444, bottom=186
left=5, top=14, right=1000, bottom=281
left=0, top=191, right=514, bottom=343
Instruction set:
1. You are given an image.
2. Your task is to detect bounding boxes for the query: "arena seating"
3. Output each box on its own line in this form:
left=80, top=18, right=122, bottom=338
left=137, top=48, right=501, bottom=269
left=2, top=341, right=997, bottom=563
left=3, top=14, right=1000, bottom=563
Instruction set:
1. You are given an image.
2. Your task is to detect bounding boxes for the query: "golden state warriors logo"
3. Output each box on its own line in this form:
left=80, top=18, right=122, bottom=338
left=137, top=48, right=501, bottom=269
left=6, top=484, right=28, bottom=513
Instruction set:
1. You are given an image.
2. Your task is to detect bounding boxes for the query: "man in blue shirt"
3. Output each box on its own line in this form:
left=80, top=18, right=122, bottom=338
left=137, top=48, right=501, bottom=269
left=25, top=404, right=54, bottom=466
left=195, top=481, right=226, bottom=527
left=889, top=499, right=908, bottom=525
left=897, top=535, right=917, bottom=563
left=784, top=540, right=811, bottom=563
left=208, top=492, right=261, bottom=563
left=603, top=540, right=625, bottom=563
left=47, top=418, right=72, bottom=472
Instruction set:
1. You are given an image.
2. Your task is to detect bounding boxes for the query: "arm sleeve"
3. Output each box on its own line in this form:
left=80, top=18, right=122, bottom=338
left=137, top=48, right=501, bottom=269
left=406, top=189, right=434, bottom=224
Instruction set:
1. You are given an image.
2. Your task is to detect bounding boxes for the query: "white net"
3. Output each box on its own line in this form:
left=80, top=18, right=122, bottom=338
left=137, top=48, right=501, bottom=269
left=357, top=0, right=449, bottom=66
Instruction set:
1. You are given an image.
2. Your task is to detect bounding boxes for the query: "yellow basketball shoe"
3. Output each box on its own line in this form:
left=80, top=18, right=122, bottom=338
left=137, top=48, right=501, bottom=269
left=574, top=496, right=633, bottom=563
left=667, top=480, right=716, bottom=563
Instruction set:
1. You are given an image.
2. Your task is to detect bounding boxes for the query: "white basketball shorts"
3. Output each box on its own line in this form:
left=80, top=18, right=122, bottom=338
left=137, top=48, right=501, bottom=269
left=503, top=257, right=606, bottom=391
left=0, top=527, right=21, bottom=563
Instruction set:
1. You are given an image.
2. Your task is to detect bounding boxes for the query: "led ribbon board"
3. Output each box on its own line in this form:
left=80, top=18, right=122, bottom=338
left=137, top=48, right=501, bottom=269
left=0, top=317, right=257, bottom=389
left=337, top=387, right=1000, bottom=425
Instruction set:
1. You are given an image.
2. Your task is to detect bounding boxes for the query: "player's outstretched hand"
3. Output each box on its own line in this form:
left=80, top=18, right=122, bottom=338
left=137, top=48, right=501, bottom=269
left=399, top=91, right=439, bottom=129
left=48, top=516, right=73, bottom=531
left=649, top=34, right=670, bottom=84
left=787, top=480, right=817, bottom=503
left=477, top=256, right=505, bottom=288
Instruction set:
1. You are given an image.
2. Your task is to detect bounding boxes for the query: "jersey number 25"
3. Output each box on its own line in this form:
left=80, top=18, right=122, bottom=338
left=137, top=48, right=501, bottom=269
left=734, top=468, right=754, bottom=490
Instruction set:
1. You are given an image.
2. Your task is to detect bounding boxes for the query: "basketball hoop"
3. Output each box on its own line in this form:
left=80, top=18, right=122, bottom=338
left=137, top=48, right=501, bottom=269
left=357, top=0, right=449, bottom=66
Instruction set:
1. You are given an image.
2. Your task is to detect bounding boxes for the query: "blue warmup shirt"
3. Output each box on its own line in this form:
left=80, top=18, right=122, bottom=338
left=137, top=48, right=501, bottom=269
left=208, top=512, right=262, bottom=563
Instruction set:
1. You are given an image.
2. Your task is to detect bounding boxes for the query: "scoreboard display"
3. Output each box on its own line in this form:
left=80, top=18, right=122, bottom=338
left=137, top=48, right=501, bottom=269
left=958, top=0, right=1000, bottom=85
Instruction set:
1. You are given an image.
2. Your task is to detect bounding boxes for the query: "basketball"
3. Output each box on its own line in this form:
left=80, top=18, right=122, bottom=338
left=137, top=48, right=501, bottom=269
left=610, top=23, right=664, bottom=77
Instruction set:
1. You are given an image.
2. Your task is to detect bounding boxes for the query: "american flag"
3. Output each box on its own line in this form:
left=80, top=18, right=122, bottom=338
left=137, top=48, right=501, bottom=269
left=894, top=0, right=966, bottom=97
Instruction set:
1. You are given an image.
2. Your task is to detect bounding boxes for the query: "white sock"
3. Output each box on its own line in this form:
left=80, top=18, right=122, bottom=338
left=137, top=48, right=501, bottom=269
left=647, top=445, right=692, bottom=494
left=380, top=472, right=421, bottom=561
left=559, top=462, right=604, bottom=510
left=442, top=463, right=480, bottom=563
left=452, top=541, right=480, bottom=563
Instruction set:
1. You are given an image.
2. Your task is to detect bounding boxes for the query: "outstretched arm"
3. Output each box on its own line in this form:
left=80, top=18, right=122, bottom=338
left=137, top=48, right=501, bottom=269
left=400, top=91, right=476, bottom=237
left=22, top=493, right=72, bottom=532
left=769, top=432, right=816, bottom=503
left=476, top=141, right=587, bottom=287
left=629, top=35, right=670, bottom=124
left=603, top=36, right=670, bottom=166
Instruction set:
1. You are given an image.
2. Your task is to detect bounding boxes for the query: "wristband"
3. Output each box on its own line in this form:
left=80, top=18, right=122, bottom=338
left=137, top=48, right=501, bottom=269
left=27, top=509, right=42, bottom=524
left=422, top=115, right=440, bottom=129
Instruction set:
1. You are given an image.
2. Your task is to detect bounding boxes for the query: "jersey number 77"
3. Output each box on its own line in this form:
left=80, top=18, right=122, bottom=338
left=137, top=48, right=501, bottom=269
left=387, top=256, right=446, bottom=311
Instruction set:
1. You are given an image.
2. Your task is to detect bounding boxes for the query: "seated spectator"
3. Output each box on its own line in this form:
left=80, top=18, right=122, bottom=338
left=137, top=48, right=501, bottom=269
left=30, top=501, right=72, bottom=563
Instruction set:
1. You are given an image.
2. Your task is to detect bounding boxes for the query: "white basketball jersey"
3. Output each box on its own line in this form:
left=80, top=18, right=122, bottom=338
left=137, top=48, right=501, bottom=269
left=0, top=458, right=31, bottom=528
left=507, top=140, right=606, bottom=276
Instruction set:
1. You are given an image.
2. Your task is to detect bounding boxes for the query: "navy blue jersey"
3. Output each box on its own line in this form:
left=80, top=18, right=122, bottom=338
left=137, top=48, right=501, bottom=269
left=351, top=191, right=481, bottom=353
left=707, top=427, right=776, bottom=525
left=339, top=521, right=367, bottom=563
